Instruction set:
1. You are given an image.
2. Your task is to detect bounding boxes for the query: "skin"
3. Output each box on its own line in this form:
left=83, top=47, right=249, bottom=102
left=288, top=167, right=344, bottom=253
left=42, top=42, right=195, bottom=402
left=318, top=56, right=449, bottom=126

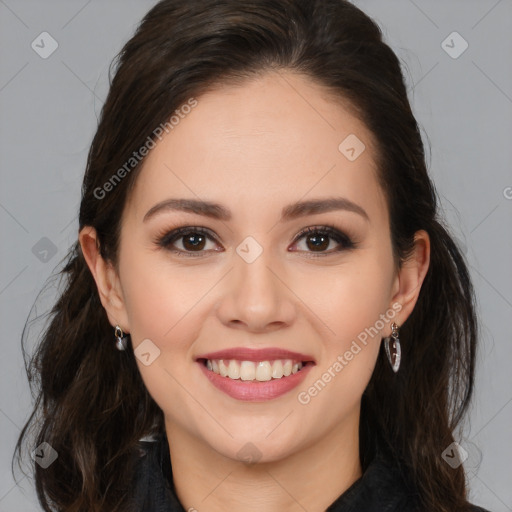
left=80, top=70, right=430, bottom=512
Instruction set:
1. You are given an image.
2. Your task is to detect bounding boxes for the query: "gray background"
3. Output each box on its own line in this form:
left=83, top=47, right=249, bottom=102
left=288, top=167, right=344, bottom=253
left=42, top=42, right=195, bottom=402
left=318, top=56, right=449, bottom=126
left=0, top=0, right=511, bottom=510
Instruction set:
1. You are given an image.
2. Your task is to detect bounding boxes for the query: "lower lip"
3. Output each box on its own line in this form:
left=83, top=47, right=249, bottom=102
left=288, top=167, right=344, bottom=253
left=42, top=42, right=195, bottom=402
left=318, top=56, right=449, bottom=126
left=197, top=361, right=314, bottom=402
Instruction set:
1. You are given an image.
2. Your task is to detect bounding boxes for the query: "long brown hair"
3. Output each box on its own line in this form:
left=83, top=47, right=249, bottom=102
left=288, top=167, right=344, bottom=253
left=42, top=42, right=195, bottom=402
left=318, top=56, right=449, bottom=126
left=13, top=1, right=478, bottom=510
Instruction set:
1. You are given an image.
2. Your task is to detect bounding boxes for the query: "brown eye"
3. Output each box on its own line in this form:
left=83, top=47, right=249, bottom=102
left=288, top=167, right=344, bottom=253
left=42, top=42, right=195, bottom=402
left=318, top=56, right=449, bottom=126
left=291, top=226, right=355, bottom=255
left=157, top=227, right=221, bottom=257
left=305, top=233, right=330, bottom=251
left=182, top=233, right=207, bottom=251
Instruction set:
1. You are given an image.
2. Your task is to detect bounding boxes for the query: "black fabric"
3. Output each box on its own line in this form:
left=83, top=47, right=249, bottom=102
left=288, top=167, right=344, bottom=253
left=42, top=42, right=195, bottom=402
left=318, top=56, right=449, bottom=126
left=128, top=433, right=491, bottom=512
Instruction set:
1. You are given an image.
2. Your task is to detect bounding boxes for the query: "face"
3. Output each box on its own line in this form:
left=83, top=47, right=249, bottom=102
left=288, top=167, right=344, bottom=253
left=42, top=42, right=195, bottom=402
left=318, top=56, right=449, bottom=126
left=97, top=71, right=411, bottom=462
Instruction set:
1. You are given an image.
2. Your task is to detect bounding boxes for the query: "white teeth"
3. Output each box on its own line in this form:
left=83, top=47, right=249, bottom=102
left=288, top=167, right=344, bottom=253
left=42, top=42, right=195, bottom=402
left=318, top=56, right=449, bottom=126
left=255, top=361, right=272, bottom=381
left=205, top=359, right=304, bottom=381
left=219, top=359, right=229, bottom=377
left=272, top=360, right=284, bottom=379
left=283, top=360, right=293, bottom=377
left=240, top=361, right=255, bottom=381
left=228, top=359, right=240, bottom=379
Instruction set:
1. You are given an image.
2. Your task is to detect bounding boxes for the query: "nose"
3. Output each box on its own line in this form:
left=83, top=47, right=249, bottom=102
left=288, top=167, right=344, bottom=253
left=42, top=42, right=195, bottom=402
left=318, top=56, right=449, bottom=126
left=215, top=248, right=296, bottom=333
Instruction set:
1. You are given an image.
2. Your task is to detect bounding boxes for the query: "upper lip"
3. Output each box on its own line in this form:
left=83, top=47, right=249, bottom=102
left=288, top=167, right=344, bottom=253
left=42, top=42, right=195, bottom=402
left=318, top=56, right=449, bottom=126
left=197, top=347, right=316, bottom=363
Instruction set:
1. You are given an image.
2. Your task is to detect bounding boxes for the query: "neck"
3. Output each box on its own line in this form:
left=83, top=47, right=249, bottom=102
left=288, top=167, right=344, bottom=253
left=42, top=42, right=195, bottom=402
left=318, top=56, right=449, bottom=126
left=165, top=410, right=362, bottom=512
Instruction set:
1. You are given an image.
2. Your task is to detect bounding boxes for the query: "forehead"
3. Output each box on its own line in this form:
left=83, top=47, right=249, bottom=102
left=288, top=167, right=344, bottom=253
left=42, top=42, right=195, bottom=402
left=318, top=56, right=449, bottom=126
left=125, top=70, right=387, bottom=224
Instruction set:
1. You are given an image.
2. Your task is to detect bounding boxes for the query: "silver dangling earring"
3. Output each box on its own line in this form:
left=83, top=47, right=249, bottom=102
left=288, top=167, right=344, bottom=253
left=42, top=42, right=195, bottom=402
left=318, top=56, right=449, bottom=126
left=383, top=322, right=401, bottom=373
left=114, top=325, right=128, bottom=351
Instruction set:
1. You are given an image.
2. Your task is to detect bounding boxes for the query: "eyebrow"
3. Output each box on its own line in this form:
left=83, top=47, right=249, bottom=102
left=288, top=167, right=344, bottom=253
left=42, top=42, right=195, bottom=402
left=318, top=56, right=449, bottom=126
left=143, top=197, right=369, bottom=223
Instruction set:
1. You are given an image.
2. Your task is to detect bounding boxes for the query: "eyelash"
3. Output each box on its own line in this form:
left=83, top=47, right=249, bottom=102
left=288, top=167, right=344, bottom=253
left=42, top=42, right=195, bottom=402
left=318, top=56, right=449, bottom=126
left=155, top=224, right=356, bottom=258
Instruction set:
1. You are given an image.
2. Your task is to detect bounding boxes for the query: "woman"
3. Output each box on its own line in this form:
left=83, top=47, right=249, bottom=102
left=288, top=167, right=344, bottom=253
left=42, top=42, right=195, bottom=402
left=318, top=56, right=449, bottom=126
left=14, top=1, right=491, bottom=511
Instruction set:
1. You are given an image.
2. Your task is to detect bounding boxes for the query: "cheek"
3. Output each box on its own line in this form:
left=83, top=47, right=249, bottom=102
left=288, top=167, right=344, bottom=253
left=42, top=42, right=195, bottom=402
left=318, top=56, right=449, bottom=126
left=293, top=251, right=394, bottom=398
left=118, top=250, right=208, bottom=423
left=294, top=271, right=391, bottom=425
left=295, top=257, right=394, bottom=341
left=119, top=246, right=207, bottom=344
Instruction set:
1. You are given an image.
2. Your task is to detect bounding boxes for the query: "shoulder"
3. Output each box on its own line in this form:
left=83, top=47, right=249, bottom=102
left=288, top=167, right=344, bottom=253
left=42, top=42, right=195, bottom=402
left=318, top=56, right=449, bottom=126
left=326, top=453, right=422, bottom=511
left=327, top=453, right=493, bottom=512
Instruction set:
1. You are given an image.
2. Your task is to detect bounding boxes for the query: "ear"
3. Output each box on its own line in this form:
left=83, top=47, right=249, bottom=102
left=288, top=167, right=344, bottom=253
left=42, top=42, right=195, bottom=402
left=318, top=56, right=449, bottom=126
left=79, top=226, right=130, bottom=333
left=389, top=229, right=430, bottom=329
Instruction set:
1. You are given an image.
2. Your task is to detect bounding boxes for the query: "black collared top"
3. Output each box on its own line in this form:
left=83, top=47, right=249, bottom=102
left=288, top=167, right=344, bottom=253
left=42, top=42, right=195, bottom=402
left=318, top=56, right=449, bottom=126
left=128, top=433, right=491, bottom=512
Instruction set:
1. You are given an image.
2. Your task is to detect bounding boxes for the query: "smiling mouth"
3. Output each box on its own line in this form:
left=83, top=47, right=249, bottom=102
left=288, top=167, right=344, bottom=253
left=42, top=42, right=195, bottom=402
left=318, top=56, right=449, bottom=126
left=199, top=358, right=315, bottom=382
